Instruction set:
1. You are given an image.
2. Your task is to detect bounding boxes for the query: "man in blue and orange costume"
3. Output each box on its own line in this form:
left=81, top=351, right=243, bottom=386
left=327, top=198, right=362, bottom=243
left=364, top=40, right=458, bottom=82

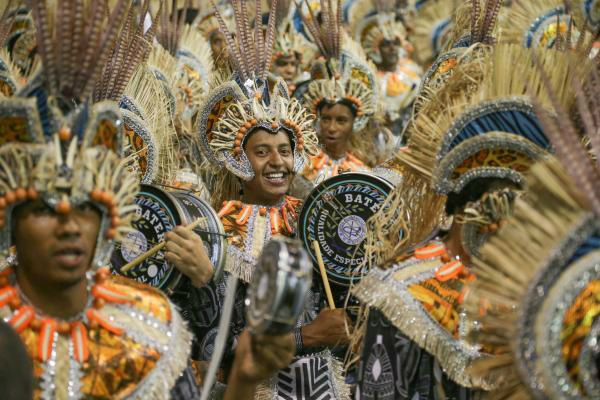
left=193, top=0, right=354, bottom=397
left=0, top=1, right=296, bottom=399
left=348, top=3, right=590, bottom=398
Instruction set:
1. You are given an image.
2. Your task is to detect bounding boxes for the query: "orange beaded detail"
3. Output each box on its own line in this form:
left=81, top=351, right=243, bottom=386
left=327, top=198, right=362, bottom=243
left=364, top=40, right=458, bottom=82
left=58, top=127, right=71, bottom=141
left=5, top=191, right=16, bottom=204
left=15, top=188, right=27, bottom=201
left=56, top=200, right=71, bottom=214
left=26, top=188, right=38, bottom=200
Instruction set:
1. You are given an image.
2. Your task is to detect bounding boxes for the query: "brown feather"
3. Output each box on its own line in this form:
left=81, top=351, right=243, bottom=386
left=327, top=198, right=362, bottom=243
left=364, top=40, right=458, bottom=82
left=262, top=0, right=279, bottom=80
left=29, top=0, right=58, bottom=94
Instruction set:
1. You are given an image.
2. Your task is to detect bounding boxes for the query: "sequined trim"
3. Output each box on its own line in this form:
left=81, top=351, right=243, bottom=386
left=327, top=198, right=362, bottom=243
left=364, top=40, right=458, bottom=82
left=535, top=250, right=600, bottom=399
left=352, top=264, right=498, bottom=389
left=514, top=215, right=599, bottom=398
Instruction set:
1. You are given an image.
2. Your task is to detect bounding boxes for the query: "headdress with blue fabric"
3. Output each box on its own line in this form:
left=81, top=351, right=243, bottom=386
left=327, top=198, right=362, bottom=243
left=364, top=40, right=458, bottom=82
left=364, top=43, right=584, bottom=266
left=463, top=58, right=600, bottom=397
left=398, top=44, right=585, bottom=196
left=0, top=0, right=139, bottom=269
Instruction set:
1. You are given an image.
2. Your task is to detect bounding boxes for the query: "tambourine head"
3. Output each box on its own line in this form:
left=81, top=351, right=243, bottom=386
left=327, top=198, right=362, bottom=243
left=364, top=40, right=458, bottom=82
left=299, top=173, right=393, bottom=287
left=110, top=186, right=227, bottom=291
left=110, top=186, right=182, bottom=289
left=247, top=239, right=312, bottom=335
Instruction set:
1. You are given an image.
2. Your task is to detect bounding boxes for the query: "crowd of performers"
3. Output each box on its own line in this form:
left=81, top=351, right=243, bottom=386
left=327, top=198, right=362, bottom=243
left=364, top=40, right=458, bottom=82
left=1, top=0, right=600, bottom=399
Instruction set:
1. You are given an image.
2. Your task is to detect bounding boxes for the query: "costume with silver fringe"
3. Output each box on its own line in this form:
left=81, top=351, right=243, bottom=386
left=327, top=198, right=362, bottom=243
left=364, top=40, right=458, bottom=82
left=0, top=1, right=194, bottom=398
left=352, top=38, right=586, bottom=397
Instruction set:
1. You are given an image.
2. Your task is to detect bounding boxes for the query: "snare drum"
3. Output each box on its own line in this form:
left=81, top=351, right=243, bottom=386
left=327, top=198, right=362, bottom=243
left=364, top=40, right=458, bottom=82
left=246, top=239, right=312, bottom=335
left=299, top=173, right=393, bottom=287
left=110, top=185, right=227, bottom=293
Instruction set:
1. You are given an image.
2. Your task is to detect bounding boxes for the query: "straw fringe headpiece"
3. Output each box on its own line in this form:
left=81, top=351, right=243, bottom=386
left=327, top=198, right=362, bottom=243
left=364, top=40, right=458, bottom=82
left=195, top=0, right=319, bottom=190
left=0, top=0, right=139, bottom=269
left=298, top=0, right=379, bottom=131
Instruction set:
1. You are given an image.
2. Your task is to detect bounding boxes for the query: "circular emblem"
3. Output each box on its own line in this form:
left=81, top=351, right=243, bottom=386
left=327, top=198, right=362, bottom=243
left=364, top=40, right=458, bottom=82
left=338, top=215, right=367, bottom=245
left=120, top=230, right=148, bottom=263
left=299, top=173, right=393, bottom=287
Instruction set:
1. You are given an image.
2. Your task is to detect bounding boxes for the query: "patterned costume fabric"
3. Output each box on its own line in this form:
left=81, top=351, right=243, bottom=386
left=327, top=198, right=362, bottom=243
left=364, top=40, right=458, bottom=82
left=217, top=196, right=302, bottom=283
left=179, top=195, right=349, bottom=398
left=356, top=310, right=476, bottom=400
left=300, top=150, right=370, bottom=183
left=0, top=270, right=194, bottom=399
left=353, top=241, right=494, bottom=390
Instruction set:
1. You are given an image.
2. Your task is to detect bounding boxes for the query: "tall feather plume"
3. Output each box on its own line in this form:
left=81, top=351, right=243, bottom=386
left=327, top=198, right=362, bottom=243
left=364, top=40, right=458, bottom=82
left=296, top=0, right=342, bottom=60
left=320, top=0, right=332, bottom=57
left=262, top=0, right=279, bottom=80
left=30, top=0, right=58, bottom=94
left=231, top=0, right=250, bottom=77
left=576, top=69, right=600, bottom=170
left=533, top=56, right=600, bottom=214
left=156, top=0, right=190, bottom=56
left=69, top=0, right=83, bottom=92
left=99, top=4, right=134, bottom=100
left=239, top=0, right=256, bottom=74
left=255, top=0, right=264, bottom=77
left=555, top=13, right=565, bottom=51
left=470, top=0, right=480, bottom=42
left=78, top=0, right=131, bottom=98
left=295, top=0, right=327, bottom=57
left=335, top=0, right=342, bottom=59
left=56, top=0, right=73, bottom=93
left=93, top=1, right=159, bottom=102
left=210, top=0, right=245, bottom=81
left=75, top=0, right=103, bottom=92
left=480, top=0, right=501, bottom=43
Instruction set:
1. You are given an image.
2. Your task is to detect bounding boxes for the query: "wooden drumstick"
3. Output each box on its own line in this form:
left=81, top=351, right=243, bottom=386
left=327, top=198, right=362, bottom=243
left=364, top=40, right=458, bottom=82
left=120, top=218, right=206, bottom=273
left=312, top=240, right=336, bottom=310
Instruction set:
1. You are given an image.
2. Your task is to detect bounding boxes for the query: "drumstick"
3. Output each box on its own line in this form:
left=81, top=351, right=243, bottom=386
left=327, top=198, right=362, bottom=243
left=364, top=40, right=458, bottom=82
left=312, top=240, right=336, bottom=310
left=120, top=218, right=206, bottom=273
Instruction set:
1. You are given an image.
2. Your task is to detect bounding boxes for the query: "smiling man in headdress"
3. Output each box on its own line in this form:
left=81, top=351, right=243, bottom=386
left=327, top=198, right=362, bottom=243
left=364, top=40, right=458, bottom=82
left=193, top=0, right=353, bottom=397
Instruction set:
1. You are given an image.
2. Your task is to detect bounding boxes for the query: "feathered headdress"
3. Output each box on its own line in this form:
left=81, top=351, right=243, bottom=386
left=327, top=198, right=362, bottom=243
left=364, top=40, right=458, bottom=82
left=413, top=0, right=503, bottom=116
left=195, top=0, right=319, bottom=184
left=348, top=0, right=409, bottom=64
left=0, top=0, right=139, bottom=268
left=500, top=0, right=582, bottom=48
left=364, top=44, right=583, bottom=266
left=452, top=49, right=600, bottom=400
left=410, top=0, right=459, bottom=65
left=298, top=0, right=379, bottom=131
left=272, top=16, right=316, bottom=75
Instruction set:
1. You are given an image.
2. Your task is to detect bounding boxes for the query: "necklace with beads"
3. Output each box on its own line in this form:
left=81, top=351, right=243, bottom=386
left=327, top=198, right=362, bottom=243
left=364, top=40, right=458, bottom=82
left=0, top=267, right=132, bottom=362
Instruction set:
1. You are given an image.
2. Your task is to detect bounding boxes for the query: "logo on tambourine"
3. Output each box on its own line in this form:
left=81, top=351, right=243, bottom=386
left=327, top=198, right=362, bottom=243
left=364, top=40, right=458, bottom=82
left=299, top=173, right=393, bottom=287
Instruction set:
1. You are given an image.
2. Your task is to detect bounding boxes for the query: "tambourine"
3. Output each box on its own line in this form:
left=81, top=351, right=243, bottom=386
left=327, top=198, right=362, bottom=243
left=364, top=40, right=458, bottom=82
left=110, top=185, right=227, bottom=293
left=299, top=173, right=393, bottom=287
left=246, top=239, right=312, bottom=335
